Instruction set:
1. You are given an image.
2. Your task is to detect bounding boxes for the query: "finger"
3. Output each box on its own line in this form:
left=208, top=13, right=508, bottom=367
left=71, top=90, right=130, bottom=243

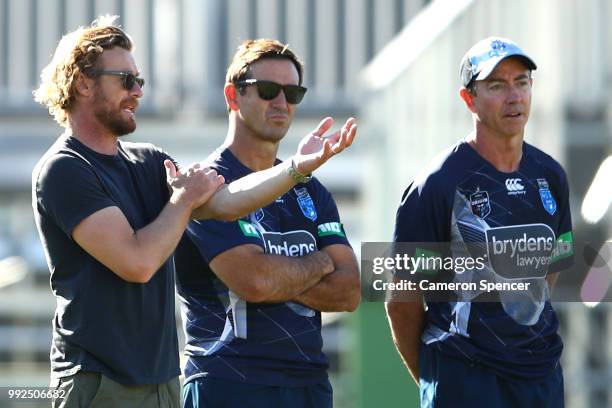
left=164, top=160, right=177, bottom=179
left=192, top=162, right=201, bottom=170
left=204, top=168, right=218, bottom=177
left=311, top=117, right=334, bottom=137
left=346, top=123, right=357, bottom=146
left=322, top=139, right=334, bottom=158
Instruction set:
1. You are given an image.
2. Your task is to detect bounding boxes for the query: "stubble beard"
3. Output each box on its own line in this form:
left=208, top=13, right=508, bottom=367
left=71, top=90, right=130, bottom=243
left=92, top=90, right=136, bottom=137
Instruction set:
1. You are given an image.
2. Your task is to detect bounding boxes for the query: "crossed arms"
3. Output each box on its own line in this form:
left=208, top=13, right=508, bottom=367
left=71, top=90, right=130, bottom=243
left=209, top=243, right=360, bottom=312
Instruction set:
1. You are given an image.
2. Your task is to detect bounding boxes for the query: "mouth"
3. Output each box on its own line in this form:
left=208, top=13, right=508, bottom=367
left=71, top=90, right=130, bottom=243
left=121, top=100, right=138, bottom=116
left=504, top=112, right=523, bottom=120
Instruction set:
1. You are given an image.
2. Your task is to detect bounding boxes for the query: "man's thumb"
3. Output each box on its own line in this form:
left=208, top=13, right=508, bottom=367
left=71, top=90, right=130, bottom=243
left=164, top=160, right=177, bottom=179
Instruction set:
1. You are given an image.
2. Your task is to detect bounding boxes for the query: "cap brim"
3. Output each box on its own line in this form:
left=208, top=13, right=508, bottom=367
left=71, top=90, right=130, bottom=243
left=475, top=54, right=537, bottom=81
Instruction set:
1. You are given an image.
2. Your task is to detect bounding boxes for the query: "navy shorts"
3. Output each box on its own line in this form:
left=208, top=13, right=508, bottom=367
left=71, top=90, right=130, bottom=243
left=419, top=343, right=564, bottom=408
left=182, top=377, right=333, bottom=408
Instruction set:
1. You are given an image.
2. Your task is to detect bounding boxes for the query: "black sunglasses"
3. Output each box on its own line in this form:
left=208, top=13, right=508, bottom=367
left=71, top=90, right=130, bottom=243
left=87, top=70, right=145, bottom=90
left=236, top=79, right=307, bottom=104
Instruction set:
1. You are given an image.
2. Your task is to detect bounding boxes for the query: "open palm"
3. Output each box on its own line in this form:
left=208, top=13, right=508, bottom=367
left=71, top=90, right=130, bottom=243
left=293, top=117, right=357, bottom=175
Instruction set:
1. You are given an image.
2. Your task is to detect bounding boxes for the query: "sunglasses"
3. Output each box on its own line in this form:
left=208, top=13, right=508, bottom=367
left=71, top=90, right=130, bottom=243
left=237, top=79, right=307, bottom=104
left=88, top=70, right=145, bottom=90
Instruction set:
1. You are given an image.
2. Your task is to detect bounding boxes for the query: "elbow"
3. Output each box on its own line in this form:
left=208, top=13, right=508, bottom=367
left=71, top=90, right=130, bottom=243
left=342, top=282, right=361, bottom=312
left=215, top=211, right=243, bottom=222
left=118, top=260, right=157, bottom=283
left=385, top=298, right=425, bottom=322
left=233, top=279, right=272, bottom=303
left=205, top=203, right=243, bottom=222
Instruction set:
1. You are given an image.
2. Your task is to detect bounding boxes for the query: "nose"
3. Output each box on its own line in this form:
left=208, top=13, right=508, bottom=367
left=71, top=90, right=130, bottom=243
left=270, top=88, right=289, bottom=107
left=506, top=84, right=524, bottom=104
left=130, top=82, right=144, bottom=98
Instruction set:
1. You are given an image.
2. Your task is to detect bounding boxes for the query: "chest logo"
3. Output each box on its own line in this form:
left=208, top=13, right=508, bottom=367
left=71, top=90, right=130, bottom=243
left=470, top=190, right=491, bottom=218
left=295, top=187, right=317, bottom=221
left=505, top=178, right=525, bottom=195
left=253, top=208, right=265, bottom=222
left=537, top=178, right=557, bottom=215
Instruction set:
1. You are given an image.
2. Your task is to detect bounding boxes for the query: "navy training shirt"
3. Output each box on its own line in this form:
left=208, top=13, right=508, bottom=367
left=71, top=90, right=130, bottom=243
left=394, top=140, right=574, bottom=379
left=32, top=136, right=179, bottom=385
left=175, top=147, right=351, bottom=386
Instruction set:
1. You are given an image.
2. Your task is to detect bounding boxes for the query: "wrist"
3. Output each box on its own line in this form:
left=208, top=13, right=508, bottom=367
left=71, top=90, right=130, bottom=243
left=286, top=157, right=312, bottom=184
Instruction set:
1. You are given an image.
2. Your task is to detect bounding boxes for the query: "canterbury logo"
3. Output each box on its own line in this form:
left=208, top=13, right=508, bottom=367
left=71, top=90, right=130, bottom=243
left=505, top=178, right=524, bottom=192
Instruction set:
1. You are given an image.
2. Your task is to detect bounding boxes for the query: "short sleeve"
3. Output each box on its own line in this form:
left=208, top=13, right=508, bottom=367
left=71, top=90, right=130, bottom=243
left=35, top=153, right=116, bottom=237
left=186, top=217, right=265, bottom=263
left=549, top=167, right=574, bottom=273
left=393, top=176, right=451, bottom=244
left=311, top=180, right=351, bottom=249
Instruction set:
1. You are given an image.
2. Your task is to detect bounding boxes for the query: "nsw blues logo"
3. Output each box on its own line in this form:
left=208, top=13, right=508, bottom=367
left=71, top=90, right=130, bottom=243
left=254, top=208, right=264, bottom=222
left=295, top=187, right=317, bottom=221
left=470, top=190, right=491, bottom=218
left=537, top=178, right=557, bottom=215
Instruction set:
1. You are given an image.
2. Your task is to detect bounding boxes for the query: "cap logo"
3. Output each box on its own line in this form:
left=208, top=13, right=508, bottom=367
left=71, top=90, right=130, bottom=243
left=469, top=40, right=509, bottom=75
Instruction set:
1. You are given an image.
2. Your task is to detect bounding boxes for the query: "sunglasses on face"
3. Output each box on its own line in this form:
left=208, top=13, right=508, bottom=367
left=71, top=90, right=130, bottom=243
left=88, top=70, right=145, bottom=90
left=236, top=79, right=307, bottom=104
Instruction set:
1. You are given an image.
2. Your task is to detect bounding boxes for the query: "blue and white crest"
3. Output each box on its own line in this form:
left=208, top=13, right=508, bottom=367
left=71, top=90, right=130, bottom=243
left=254, top=208, right=264, bottom=223
left=539, top=187, right=557, bottom=215
left=295, top=187, right=317, bottom=221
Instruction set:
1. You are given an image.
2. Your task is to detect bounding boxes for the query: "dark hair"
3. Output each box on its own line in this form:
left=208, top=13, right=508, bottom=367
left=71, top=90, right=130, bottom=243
left=226, top=39, right=304, bottom=86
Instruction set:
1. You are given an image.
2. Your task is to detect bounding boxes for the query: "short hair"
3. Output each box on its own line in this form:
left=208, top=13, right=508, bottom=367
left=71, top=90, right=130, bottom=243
left=33, top=15, right=133, bottom=127
left=225, top=39, right=304, bottom=86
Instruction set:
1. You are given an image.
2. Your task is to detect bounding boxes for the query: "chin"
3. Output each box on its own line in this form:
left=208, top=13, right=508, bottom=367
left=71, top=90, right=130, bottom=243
left=113, top=121, right=137, bottom=137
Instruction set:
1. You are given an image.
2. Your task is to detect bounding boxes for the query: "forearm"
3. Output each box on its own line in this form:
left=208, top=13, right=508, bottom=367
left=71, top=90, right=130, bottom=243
left=192, top=161, right=296, bottom=221
left=293, top=266, right=360, bottom=312
left=129, top=199, right=192, bottom=281
left=385, top=299, right=426, bottom=385
left=545, top=271, right=559, bottom=292
left=229, top=251, right=334, bottom=303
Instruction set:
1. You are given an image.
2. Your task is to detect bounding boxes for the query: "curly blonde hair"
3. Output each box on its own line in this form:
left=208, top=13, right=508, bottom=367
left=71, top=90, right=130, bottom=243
left=33, top=15, right=132, bottom=127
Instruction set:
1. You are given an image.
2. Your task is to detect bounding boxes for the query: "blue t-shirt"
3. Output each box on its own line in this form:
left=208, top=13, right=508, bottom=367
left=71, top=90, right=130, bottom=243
left=175, top=147, right=350, bottom=386
left=394, top=140, right=574, bottom=379
left=32, top=136, right=179, bottom=385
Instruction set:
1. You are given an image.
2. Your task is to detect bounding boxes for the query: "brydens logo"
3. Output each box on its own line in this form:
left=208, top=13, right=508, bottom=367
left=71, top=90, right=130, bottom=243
left=485, top=223, right=555, bottom=279
left=263, top=230, right=317, bottom=257
left=505, top=178, right=525, bottom=195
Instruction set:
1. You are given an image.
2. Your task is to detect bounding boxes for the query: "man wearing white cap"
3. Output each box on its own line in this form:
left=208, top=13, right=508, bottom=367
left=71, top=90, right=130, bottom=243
left=386, top=37, right=574, bottom=407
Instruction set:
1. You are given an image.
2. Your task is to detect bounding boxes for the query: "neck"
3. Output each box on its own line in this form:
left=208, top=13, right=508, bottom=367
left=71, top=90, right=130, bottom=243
left=467, top=127, right=524, bottom=173
left=67, top=109, right=119, bottom=155
left=223, top=115, right=279, bottom=171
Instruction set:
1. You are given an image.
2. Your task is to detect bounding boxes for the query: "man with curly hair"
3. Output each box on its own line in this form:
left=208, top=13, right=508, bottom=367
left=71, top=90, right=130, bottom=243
left=32, top=16, right=356, bottom=407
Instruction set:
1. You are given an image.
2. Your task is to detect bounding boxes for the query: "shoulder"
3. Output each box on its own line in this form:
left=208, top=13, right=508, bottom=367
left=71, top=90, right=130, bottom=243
left=118, top=141, right=170, bottom=163
left=404, top=141, right=470, bottom=201
left=33, top=139, right=92, bottom=187
left=523, top=143, right=569, bottom=185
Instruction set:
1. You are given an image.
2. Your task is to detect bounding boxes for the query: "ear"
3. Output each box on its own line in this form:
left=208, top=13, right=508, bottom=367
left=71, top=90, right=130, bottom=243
left=74, top=73, right=94, bottom=98
left=459, top=87, right=477, bottom=113
left=224, top=83, right=240, bottom=112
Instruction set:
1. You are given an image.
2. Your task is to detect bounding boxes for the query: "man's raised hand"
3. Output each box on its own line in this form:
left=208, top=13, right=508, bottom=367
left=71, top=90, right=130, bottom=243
left=292, top=117, right=357, bottom=175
